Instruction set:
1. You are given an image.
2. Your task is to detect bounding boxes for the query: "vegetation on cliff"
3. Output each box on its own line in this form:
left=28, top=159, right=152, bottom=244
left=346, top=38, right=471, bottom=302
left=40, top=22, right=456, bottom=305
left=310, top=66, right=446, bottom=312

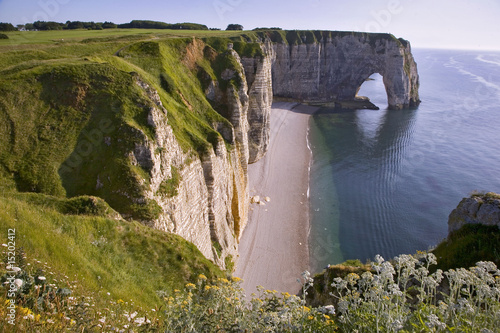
left=0, top=29, right=247, bottom=324
left=432, top=224, right=500, bottom=271
left=3, top=246, right=498, bottom=332
left=0, top=191, right=224, bottom=310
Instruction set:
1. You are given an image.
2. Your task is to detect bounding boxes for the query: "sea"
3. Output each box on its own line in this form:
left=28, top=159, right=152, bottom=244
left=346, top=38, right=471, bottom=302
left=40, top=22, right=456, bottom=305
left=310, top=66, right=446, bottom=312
left=308, top=48, right=500, bottom=272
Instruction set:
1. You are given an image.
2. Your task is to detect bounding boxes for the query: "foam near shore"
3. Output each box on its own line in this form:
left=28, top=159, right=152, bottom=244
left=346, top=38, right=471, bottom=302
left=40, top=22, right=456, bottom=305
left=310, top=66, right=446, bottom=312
left=235, top=102, right=318, bottom=295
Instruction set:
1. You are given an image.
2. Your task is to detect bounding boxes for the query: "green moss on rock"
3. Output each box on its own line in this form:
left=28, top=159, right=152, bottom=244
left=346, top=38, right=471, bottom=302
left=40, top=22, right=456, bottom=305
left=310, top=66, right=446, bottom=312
left=157, top=166, right=181, bottom=197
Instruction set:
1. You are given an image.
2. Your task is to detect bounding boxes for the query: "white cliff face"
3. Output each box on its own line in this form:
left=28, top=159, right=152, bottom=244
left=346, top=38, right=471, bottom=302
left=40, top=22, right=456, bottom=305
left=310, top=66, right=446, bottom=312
left=240, top=41, right=274, bottom=164
left=205, top=48, right=251, bottom=241
left=131, top=79, right=242, bottom=269
left=271, top=33, right=420, bottom=109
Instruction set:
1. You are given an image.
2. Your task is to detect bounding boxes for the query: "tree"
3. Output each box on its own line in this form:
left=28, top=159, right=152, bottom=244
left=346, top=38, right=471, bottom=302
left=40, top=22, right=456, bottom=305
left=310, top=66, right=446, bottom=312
left=102, top=21, right=117, bottom=29
left=0, top=22, right=17, bottom=31
left=33, top=21, right=64, bottom=30
left=226, top=24, right=243, bottom=31
left=65, top=21, right=84, bottom=29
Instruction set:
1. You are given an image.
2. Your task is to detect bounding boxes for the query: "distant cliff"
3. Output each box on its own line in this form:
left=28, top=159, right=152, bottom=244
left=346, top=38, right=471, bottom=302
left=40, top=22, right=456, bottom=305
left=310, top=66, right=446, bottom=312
left=268, top=31, right=420, bottom=110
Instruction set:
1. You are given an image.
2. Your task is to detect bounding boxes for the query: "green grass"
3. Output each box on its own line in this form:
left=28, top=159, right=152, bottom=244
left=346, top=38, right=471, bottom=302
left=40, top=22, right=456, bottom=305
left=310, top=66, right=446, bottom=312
left=0, top=59, right=165, bottom=220
left=157, top=166, right=181, bottom=197
left=432, top=223, right=500, bottom=271
left=0, top=29, right=251, bottom=48
left=0, top=191, right=224, bottom=309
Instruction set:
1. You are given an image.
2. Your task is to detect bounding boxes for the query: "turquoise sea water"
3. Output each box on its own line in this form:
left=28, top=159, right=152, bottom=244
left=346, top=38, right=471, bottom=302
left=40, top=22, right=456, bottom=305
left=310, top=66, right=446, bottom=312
left=308, top=48, right=500, bottom=272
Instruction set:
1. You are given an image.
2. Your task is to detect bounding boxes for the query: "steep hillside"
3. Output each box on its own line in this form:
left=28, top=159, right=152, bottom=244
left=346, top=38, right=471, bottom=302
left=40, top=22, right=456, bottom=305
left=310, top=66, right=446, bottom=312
left=0, top=190, right=224, bottom=309
left=0, top=34, right=259, bottom=270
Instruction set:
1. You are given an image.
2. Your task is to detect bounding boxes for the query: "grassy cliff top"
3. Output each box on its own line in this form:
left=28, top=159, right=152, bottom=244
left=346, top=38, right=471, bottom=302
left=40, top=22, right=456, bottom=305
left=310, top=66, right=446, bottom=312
left=0, top=28, right=405, bottom=50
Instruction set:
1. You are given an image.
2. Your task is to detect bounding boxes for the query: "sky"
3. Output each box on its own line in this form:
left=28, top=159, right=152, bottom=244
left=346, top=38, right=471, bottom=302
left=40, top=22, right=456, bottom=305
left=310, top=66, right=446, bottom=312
left=0, top=0, right=499, bottom=50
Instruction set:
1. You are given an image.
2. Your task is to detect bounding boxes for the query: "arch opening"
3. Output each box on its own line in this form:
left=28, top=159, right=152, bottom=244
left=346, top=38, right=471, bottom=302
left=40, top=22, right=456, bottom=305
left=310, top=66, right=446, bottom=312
left=356, top=73, right=389, bottom=110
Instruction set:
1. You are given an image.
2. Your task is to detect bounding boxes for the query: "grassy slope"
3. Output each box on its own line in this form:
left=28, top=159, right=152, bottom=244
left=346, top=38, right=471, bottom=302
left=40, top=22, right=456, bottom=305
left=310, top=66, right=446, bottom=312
left=432, top=224, right=500, bottom=271
left=0, top=30, right=244, bottom=220
left=0, top=190, right=224, bottom=309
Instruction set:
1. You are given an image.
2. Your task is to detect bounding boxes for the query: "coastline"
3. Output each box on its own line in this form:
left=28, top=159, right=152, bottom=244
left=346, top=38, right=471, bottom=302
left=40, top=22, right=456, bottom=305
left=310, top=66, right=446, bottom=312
left=235, top=102, right=318, bottom=296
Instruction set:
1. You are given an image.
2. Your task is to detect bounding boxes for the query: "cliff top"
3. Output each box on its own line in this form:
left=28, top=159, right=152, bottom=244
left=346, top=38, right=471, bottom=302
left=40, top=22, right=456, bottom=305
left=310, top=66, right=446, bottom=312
left=0, top=28, right=409, bottom=50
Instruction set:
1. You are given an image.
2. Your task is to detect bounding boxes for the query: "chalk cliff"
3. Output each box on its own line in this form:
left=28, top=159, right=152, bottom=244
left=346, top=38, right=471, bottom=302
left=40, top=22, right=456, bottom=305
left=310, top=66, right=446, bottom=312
left=448, top=192, right=500, bottom=234
left=269, top=31, right=420, bottom=110
left=240, top=40, right=274, bottom=163
left=120, top=32, right=421, bottom=269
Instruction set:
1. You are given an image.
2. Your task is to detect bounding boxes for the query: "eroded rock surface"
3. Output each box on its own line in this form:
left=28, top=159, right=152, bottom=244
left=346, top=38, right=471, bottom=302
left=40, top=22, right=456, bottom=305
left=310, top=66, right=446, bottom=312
left=448, top=193, right=500, bottom=234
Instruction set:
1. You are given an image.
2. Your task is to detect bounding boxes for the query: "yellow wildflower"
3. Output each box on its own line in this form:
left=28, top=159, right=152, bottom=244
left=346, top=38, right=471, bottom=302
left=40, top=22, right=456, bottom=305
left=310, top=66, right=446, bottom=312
left=303, top=306, right=311, bottom=312
left=117, top=299, right=124, bottom=304
left=198, top=274, right=207, bottom=281
left=218, top=278, right=230, bottom=284
left=308, top=315, right=314, bottom=320
left=205, top=285, right=211, bottom=291
left=231, top=276, right=241, bottom=283
left=185, top=283, right=196, bottom=290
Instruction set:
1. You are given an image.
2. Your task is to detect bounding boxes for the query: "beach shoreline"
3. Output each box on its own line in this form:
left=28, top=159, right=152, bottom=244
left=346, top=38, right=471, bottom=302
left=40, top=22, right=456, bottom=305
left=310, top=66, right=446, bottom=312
left=235, top=102, right=318, bottom=296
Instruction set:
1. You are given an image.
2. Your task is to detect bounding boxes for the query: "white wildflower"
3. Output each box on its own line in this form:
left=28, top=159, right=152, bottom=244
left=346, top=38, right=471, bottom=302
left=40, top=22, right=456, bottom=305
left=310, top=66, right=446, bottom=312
left=14, top=279, right=23, bottom=288
left=324, top=305, right=335, bottom=315
left=425, top=314, right=445, bottom=330
left=338, top=300, right=349, bottom=313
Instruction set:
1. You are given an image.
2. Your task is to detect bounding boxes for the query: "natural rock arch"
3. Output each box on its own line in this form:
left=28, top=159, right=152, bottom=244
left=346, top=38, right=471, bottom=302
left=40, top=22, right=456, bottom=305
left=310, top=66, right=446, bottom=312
left=355, top=73, right=388, bottom=107
left=269, top=32, right=420, bottom=110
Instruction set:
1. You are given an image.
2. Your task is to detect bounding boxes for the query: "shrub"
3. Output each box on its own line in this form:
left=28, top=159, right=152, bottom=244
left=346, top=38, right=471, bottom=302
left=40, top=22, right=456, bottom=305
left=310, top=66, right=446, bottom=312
left=63, top=195, right=113, bottom=216
left=0, top=33, right=8, bottom=39
left=2, top=251, right=499, bottom=332
left=329, top=253, right=500, bottom=332
left=130, top=199, right=163, bottom=221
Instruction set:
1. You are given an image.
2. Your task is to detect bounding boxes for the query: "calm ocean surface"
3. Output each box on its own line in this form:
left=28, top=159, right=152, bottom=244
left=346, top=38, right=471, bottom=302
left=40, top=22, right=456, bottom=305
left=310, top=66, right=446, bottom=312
left=308, top=48, right=500, bottom=272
